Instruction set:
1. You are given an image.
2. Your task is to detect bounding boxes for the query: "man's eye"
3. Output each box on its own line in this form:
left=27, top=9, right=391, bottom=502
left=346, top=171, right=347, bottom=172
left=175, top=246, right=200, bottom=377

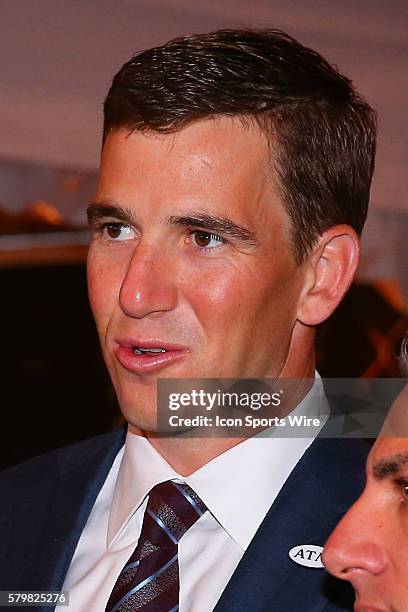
left=396, top=479, right=408, bottom=503
left=102, top=223, right=134, bottom=241
left=192, top=231, right=225, bottom=249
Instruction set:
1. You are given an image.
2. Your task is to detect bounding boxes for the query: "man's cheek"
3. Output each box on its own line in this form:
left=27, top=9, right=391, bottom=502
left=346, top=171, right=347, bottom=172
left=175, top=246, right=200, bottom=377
left=194, top=268, right=245, bottom=305
left=185, top=274, right=250, bottom=339
left=88, top=262, right=122, bottom=318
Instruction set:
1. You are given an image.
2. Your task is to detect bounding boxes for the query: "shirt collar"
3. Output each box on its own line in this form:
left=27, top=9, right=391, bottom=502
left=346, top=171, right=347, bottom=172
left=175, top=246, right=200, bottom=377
left=107, top=433, right=179, bottom=547
left=108, top=373, right=328, bottom=550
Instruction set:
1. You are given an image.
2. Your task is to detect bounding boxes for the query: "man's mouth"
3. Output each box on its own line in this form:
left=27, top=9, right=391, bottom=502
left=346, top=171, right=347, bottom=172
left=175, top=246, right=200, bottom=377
left=113, top=338, right=189, bottom=374
left=132, top=347, right=167, bottom=355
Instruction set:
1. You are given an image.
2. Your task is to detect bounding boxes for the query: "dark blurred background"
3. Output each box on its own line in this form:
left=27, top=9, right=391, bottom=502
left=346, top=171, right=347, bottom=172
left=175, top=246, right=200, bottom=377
left=1, top=1, right=407, bottom=469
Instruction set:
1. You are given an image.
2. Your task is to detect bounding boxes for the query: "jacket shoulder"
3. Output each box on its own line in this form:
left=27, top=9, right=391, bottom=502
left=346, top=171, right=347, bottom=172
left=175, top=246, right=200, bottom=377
left=0, top=426, right=126, bottom=497
left=305, top=436, right=371, bottom=508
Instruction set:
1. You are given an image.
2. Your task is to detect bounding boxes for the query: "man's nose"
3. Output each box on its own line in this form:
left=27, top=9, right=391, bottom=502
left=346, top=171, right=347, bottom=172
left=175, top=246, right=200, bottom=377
left=322, top=498, right=389, bottom=581
left=119, top=245, right=178, bottom=318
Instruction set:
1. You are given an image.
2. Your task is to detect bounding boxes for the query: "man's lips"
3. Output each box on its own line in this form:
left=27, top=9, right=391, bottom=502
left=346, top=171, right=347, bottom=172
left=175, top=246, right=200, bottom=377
left=113, top=337, right=190, bottom=374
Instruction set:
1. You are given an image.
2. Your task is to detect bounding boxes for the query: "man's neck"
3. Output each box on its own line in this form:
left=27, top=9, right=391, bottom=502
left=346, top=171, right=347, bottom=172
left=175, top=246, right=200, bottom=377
left=129, top=357, right=316, bottom=476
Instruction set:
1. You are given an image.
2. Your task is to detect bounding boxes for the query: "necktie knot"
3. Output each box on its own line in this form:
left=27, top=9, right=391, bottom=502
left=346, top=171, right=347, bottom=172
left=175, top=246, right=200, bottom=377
left=144, top=481, right=207, bottom=546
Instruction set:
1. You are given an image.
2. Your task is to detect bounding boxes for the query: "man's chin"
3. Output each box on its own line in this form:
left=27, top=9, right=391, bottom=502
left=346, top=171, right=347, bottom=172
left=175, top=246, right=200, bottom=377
left=127, top=421, right=150, bottom=437
left=122, top=407, right=158, bottom=435
left=126, top=413, right=200, bottom=438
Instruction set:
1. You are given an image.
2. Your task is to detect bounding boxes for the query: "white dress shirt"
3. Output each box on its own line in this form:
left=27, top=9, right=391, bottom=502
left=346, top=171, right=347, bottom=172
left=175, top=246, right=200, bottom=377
left=60, top=376, right=328, bottom=612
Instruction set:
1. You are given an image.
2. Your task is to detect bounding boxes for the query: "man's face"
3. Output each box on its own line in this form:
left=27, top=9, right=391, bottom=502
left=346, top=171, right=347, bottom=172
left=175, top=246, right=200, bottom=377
left=87, top=118, right=306, bottom=431
left=323, top=395, right=408, bottom=612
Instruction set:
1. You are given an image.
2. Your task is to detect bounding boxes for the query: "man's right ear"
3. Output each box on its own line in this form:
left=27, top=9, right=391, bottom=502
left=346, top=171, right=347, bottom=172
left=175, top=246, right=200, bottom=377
left=296, top=224, right=360, bottom=326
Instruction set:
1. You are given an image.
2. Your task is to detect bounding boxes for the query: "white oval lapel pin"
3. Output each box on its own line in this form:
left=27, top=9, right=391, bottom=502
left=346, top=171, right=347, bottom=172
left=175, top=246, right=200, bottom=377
left=289, top=544, right=324, bottom=568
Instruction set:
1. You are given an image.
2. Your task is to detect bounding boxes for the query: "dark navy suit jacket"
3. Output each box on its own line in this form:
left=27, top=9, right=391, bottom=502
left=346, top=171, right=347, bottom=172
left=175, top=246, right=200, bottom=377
left=0, top=426, right=368, bottom=611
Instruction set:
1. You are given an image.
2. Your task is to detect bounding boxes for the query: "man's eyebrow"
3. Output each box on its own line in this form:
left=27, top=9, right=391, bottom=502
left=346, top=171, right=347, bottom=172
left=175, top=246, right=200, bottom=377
left=168, top=213, right=257, bottom=245
left=372, top=452, right=408, bottom=480
left=86, top=203, right=136, bottom=225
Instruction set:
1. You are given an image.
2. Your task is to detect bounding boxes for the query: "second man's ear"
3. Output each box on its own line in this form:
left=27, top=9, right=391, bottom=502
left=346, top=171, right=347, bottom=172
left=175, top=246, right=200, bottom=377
left=296, top=225, right=360, bottom=326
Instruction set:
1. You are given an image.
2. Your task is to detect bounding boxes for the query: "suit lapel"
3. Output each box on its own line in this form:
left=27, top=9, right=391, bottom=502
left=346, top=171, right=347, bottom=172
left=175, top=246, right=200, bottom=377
left=214, top=437, right=368, bottom=611
left=33, top=426, right=126, bottom=590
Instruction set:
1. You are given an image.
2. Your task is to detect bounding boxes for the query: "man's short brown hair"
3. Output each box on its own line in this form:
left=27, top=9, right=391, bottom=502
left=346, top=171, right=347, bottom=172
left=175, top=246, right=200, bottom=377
left=103, top=28, right=377, bottom=262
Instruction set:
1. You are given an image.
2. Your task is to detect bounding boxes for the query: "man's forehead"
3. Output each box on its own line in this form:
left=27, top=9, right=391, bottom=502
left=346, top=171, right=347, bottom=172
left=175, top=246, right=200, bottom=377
left=377, top=385, right=408, bottom=438
left=97, top=118, right=284, bottom=230
left=101, top=117, right=272, bottom=173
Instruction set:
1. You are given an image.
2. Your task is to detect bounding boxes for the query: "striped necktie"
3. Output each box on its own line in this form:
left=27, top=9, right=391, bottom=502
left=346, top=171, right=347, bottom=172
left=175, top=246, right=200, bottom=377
left=105, top=480, right=207, bottom=612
